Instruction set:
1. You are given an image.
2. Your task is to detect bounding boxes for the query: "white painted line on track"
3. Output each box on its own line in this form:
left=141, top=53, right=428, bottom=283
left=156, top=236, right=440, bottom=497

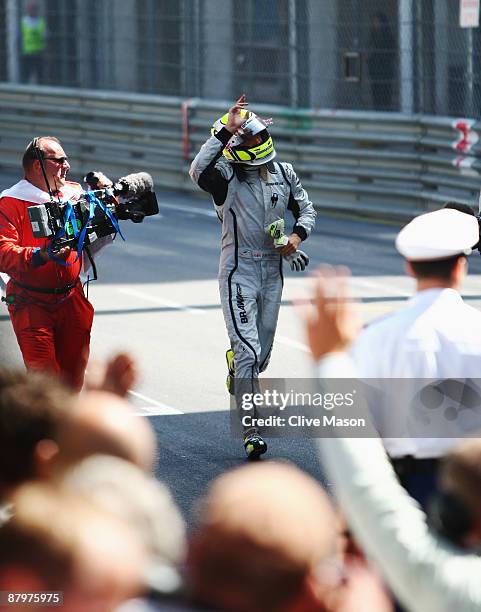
left=128, top=389, right=183, bottom=415
left=118, top=287, right=206, bottom=316
left=131, top=408, right=157, bottom=416
left=276, top=335, right=310, bottom=353
left=132, top=408, right=182, bottom=417
left=155, top=202, right=217, bottom=219
left=352, top=278, right=410, bottom=298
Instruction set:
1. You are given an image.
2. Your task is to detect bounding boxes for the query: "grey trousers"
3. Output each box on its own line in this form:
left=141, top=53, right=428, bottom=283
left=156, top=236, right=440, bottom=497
left=219, top=250, right=283, bottom=434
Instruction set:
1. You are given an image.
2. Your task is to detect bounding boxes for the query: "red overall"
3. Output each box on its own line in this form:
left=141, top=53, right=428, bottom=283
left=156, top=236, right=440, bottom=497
left=0, top=182, right=93, bottom=391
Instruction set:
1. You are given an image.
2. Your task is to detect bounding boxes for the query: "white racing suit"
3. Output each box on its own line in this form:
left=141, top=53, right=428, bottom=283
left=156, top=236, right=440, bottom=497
left=190, top=128, right=316, bottom=430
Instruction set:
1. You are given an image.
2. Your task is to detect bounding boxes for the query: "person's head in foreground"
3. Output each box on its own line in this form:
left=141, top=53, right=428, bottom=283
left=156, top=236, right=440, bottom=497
left=0, top=482, right=146, bottom=612
left=430, top=438, right=481, bottom=548
left=187, top=461, right=340, bottom=612
left=0, top=368, right=73, bottom=497
left=0, top=368, right=156, bottom=503
left=60, top=454, right=186, bottom=595
left=395, top=208, right=479, bottom=291
left=53, top=390, right=157, bottom=474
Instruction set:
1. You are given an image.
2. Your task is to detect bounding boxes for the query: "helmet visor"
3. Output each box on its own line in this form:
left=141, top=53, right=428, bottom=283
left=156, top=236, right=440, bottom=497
left=240, top=132, right=264, bottom=147
left=240, top=114, right=266, bottom=137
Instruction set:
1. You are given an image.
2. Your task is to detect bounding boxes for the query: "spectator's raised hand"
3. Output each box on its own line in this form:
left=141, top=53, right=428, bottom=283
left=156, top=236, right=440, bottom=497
left=101, top=352, right=138, bottom=397
left=297, top=266, right=361, bottom=361
left=84, top=352, right=138, bottom=398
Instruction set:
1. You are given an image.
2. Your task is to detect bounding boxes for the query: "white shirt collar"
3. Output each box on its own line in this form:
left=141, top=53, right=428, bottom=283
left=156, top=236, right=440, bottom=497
left=407, top=287, right=462, bottom=308
left=0, top=179, right=80, bottom=204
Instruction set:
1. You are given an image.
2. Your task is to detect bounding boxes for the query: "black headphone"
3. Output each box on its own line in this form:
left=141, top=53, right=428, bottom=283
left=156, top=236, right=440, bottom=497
left=31, top=136, right=40, bottom=155
left=30, top=136, right=54, bottom=199
left=428, top=489, right=474, bottom=545
left=31, top=136, right=46, bottom=165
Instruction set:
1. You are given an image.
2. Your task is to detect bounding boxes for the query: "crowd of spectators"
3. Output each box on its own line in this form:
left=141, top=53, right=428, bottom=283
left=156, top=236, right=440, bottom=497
left=4, top=331, right=481, bottom=611
left=2, top=208, right=481, bottom=611
left=0, top=355, right=393, bottom=612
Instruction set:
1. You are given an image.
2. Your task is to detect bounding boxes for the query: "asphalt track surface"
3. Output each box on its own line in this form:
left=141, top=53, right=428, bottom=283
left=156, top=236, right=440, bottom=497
left=2, top=170, right=481, bottom=523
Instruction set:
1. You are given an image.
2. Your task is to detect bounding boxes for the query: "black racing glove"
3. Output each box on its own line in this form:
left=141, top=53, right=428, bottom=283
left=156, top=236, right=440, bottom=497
left=284, top=250, right=309, bottom=272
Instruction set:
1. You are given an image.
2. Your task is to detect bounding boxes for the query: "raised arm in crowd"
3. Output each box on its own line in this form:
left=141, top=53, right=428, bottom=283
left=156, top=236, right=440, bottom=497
left=300, top=267, right=481, bottom=612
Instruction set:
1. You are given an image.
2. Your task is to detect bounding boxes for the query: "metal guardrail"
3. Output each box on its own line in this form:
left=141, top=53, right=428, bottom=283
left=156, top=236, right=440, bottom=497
left=0, top=84, right=190, bottom=191
left=0, top=84, right=480, bottom=219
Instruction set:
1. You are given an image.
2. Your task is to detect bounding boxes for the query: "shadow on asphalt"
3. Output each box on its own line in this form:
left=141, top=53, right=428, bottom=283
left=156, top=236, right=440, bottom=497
left=150, top=410, right=329, bottom=527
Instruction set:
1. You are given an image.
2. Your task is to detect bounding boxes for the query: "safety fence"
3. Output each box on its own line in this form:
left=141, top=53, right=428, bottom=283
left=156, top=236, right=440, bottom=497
left=0, top=84, right=480, bottom=219
left=4, top=0, right=481, bottom=118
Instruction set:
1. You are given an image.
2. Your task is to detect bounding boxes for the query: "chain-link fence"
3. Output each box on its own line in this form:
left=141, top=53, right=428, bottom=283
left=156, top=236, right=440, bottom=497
left=0, top=0, right=480, bottom=118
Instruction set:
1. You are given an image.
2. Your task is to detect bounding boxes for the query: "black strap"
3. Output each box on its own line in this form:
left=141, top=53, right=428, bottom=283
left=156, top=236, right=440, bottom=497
left=276, top=162, right=292, bottom=191
left=82, top=246, right=97, bottom=299
left=276, top=162, right=307, bottom=239
left=32, top=137, right=55, bottom=202
left=11, top=278, right=77, bottom=295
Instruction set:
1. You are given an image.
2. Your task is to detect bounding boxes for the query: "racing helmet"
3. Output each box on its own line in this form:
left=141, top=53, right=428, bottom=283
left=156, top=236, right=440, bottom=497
left=211, top=109, right=276, bottom=165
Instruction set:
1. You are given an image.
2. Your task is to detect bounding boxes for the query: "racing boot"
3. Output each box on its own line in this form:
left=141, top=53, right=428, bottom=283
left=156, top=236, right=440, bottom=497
left=225, top=348, right=235, bottom=395
left=243, top=431, right=267, bottom=460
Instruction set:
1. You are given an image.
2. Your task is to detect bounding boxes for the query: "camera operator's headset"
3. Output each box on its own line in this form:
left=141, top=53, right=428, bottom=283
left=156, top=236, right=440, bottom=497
left=30, top=137, right=98, bottom=287
left=31, top=137, right=56, bottom=202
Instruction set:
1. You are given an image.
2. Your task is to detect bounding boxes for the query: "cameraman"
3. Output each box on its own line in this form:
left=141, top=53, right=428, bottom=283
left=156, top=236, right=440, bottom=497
left=0, top=137, right=94, bottom=391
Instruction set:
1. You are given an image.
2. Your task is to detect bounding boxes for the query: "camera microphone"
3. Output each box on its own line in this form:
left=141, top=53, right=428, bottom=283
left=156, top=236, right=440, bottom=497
left=113, top=173, right=154, bottom=198
left=80, top=170, right=159, bottom=227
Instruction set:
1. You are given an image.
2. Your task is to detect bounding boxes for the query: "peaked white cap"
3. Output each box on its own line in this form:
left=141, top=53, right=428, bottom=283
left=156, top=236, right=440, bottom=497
left=395, top=208, right=479, bottom=261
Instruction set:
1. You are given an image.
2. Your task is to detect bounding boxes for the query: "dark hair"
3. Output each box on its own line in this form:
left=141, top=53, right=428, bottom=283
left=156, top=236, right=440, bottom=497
left=0, top=368, right=72, bottom=488
left=0, top=484, right=75, bottom=588
left=443, top=201, right=476, bottom=217
left=443, top=201, right=481, bottom=253
left=22, top=136, right=60, bottom=172
left=409, top=254, right=464, bottom=280
left=435, top=439, right=481, bottom=545
left=428, top=490, right=474, bottom=545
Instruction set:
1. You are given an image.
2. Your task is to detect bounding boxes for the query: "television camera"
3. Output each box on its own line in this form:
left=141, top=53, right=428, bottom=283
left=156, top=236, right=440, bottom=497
left=27, top=171, right=159, bottom=254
